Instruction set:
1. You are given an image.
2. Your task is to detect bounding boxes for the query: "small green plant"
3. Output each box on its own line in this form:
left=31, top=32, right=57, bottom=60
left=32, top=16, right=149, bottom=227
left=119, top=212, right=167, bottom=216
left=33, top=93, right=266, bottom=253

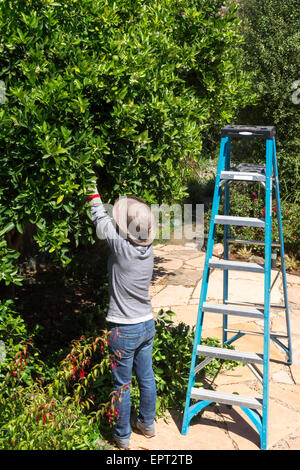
left=283, top=254, right=299, bottom=272
left=236, top=246, right=253, bottom=260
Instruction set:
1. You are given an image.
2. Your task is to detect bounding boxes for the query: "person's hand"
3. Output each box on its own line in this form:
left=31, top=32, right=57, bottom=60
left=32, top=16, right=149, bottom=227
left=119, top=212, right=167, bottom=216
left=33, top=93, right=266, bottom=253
left=86, top=176, right=101, bottom=205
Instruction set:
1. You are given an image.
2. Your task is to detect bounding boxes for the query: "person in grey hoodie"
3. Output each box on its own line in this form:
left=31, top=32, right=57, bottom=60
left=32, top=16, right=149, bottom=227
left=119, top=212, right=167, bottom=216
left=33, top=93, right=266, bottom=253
left=87, top=179, right=157, bottom=450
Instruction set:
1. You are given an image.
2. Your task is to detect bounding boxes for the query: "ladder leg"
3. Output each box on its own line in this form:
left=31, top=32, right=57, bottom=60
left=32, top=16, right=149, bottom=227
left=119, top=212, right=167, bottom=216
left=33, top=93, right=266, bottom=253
left=273, top=139, right=293, bottom=364
left=261, top=138, right=273, bottom=450
left=181, top=137, right=229, bottom=434
left=223, top=139, right=231, bottom=345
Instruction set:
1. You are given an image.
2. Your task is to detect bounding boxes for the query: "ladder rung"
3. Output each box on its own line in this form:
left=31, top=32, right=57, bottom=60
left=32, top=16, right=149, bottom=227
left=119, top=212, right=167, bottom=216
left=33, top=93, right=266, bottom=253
left=227, top=238, right=280, bottom=247
left=209, top=259, right=264, bottom=273
left=220, top=170, right=266, bottom=182
left=225, top=328, right=288, bottom=339
left=197, top=345, right=263, bottom=364
left=224, top=300, right=286, bottom=309
left=203, top=302, right=264, bottom=319
left=215, top=215, right=265, bottom=228
left=190, top=388, right=263, bottom=409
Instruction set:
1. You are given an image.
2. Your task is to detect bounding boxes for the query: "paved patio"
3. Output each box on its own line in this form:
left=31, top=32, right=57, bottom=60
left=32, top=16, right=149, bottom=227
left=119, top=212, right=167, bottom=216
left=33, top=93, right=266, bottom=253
left=130, top=242, right=300, bottom=450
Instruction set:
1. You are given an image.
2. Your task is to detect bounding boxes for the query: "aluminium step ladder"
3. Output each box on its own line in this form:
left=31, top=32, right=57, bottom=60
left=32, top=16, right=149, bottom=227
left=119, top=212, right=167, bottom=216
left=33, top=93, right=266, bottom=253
left=181, top=125, right=293, bottom=450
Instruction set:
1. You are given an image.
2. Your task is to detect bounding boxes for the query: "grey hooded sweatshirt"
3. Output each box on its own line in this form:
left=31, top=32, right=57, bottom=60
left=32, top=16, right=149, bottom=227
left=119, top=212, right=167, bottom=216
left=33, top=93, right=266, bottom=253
left=90, top=201, right=154, bottom=324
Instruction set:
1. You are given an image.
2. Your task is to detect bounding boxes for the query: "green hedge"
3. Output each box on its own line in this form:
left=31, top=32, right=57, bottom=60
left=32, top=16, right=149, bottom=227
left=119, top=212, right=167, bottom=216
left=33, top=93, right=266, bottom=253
left=238, top=0, right=300, bottom=203
left=0, top=0, right=255, bottom=262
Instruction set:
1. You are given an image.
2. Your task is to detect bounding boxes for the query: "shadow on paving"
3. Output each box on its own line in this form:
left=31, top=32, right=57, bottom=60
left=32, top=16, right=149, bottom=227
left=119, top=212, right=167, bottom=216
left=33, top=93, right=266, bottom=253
left=169, top=404, right=261, bottom=449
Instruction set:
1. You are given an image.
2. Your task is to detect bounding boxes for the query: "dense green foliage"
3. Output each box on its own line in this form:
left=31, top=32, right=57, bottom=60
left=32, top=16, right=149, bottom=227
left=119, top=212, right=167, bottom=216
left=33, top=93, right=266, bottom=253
left=238, top=0, right=300, bottom=202
left=0, top=0, right=255, bottom=262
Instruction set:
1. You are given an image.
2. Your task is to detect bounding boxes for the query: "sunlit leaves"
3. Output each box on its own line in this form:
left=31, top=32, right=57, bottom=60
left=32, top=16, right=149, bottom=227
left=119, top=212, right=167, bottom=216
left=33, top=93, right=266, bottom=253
left=0, top=0, right=254, bottom=263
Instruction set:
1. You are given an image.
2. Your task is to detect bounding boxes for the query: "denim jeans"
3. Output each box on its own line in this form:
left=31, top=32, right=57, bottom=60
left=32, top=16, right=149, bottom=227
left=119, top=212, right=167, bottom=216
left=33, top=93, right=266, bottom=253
left=107, top=319, right=156, bottom=440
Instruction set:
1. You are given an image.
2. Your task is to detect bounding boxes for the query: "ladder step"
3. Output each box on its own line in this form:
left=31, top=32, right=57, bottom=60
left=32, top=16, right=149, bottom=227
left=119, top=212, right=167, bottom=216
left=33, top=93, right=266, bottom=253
left=227, top=238, right=280, bottom=247
left=203, top=302, right=264, bottom=319
left=197, top=345, right=263, bottom=364
left=190, top=387, right=263, bottom=410
left=209, top=259, right=264, bottom=273
left=215, top=215, right=265, bottom=228
left=220, top=170, right=266, bottom=182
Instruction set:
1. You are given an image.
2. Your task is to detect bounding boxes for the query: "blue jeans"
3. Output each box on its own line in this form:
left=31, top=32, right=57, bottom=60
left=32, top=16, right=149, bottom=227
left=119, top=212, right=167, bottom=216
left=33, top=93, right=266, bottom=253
left=107, top=319, right=156, bottom=440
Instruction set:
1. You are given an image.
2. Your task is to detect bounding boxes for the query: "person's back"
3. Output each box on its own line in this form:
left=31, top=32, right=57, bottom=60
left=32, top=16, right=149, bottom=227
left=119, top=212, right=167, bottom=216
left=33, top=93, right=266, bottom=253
left=108, top=243, right=154, bottom=322
left=91, top=202, right=154, bottom=323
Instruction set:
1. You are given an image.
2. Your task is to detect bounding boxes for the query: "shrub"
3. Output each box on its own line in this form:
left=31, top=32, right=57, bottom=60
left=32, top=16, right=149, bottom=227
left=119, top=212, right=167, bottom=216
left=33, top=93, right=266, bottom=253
left=238, top=0, right=300, bottom=203
left=0, top=0, right=256, bottom=263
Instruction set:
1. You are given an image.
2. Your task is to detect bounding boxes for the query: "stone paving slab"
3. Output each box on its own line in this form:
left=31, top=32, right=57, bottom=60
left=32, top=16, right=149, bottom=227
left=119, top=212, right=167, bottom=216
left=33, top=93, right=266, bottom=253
left=151, top=285, right=194, bottom=308
left=269, top=383, right=300, bottom=411
left=288, top=283, right=299, bottom=305
left=129, top=409, right=236, bottom=450
left=212, top=363, right=257, bottom=387
left=184, top=255, right=206, bottom=268
left=201, top=324, right=286, bottom=366
left=164, top=268, right=203, bottom=286
left=283, top=427, right=300, bottom=449
left=192, top=268, right=283, bottom=304
left=271, top=307, right=300, bottom=336
left=290, top=337, right=300, bottom=385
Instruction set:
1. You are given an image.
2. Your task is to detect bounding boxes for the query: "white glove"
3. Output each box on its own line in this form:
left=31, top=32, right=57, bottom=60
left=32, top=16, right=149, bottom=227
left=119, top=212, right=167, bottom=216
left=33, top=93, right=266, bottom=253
left=86, top=179, right=101, bottom=205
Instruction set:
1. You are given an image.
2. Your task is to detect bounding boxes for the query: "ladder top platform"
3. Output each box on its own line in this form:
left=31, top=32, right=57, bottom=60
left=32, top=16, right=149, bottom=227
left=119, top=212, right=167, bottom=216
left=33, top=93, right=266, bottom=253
left=221, top=125, right=276, bottom=139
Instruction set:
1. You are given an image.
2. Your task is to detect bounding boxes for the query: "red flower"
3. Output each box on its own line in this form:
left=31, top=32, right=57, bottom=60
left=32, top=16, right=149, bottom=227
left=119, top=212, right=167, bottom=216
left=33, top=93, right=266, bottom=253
left=107, top=409, right=113, bottom=424
left=293, top=235, right=296, bottom=239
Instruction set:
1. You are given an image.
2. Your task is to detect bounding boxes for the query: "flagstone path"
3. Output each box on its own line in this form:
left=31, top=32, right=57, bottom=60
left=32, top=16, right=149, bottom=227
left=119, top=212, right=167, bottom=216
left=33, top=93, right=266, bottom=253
left=129, top=241, right=300, bottom=450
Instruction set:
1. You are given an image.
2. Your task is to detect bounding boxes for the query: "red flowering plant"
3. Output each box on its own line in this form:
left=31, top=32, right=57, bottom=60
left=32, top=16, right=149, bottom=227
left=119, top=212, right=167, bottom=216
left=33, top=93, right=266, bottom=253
left=0, top=300, right=46, bottom=388
left=52, top=329, right=125, bottom=428
left=9, top=340, right=32, bottom=381
left=0, top=380, right=102, bottom=450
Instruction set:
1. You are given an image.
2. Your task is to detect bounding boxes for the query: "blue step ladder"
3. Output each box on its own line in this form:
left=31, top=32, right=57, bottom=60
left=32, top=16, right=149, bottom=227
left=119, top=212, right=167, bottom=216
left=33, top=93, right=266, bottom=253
left=181, top=125, right=293, bottom=450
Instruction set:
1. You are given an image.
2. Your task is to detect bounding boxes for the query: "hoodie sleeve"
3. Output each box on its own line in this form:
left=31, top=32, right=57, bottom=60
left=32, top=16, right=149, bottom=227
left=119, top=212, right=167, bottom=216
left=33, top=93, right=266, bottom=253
left=90, top=200, right=126, bottom=253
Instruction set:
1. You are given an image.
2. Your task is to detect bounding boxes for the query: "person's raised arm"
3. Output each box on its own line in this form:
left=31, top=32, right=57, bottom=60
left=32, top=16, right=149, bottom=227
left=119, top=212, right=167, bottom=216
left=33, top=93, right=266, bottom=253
left=86, top=178, right=124, bottom=252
